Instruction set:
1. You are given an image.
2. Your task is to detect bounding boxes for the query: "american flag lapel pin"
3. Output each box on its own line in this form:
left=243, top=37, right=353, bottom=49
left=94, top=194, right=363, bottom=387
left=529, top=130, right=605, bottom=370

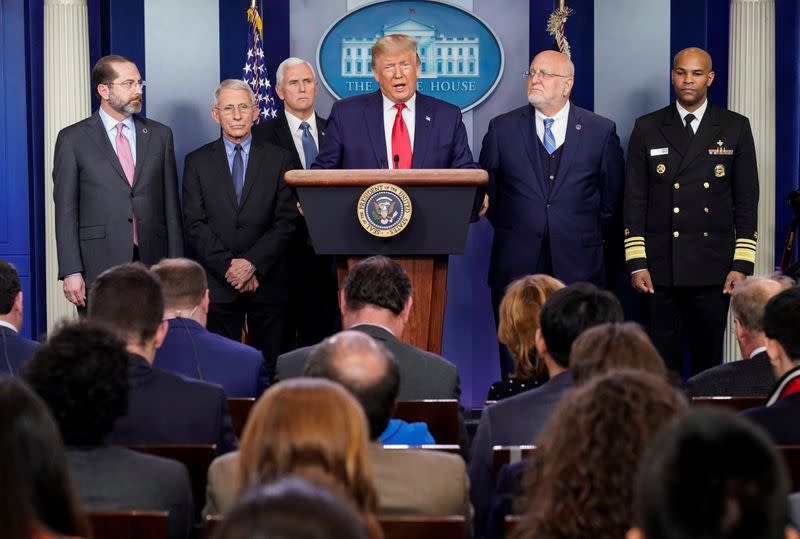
left=425, top=115, right=431, bottom=122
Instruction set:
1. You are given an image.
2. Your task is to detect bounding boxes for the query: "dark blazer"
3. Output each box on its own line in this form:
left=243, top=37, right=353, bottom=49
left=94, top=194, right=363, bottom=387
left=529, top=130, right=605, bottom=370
left=0, top=325, right=39, bottom=377
left=469, top=372, right=573, bottom=539
left=481, top=103, right=624, bottom=289
left=252, top=110, right=326, bottom=166
left=685, top=350, right=774, bottom=397
left=742, top=392, right=800, bottom=444
left=105, top=354, right=238, bottom=454
left=67, top=446, right=193, bottom=539
left=153, top=318, right=268, bottom=398
left=623, top=102, right=759, bottom=286
left=182, top=136, right=299, bottom=304
left=53, top=112, right=183, bottom=285
left=313, top=91, right=475, bottom=169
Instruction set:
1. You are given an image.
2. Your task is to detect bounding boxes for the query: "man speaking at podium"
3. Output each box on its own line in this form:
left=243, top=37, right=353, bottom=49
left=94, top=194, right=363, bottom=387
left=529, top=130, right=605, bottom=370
left=313, top=33, right=476, bottom=171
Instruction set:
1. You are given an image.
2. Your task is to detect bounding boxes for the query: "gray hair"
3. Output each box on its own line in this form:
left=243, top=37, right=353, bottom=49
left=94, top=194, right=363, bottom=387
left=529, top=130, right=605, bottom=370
left=213, top=79, right=256, bottom=108
left=276, top=57, right=316, bottom=87
left=732, top=276, right=793, bottom=332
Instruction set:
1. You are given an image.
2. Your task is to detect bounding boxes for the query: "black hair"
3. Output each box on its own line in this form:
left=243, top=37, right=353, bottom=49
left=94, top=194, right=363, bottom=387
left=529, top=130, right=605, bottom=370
left=763, top=286, right=800, bottom=360
left=342, top=256, right=412, bottom=316
left=0, top=260, right=21, bottom=315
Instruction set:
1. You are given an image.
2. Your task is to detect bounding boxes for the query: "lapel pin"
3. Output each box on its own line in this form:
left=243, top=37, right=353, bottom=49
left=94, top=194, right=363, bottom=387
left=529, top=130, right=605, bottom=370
left=575, top=124, right=582, bottom=131
left=320, top=130, right=325, bottom=136
left=425, top=116, right=431, bottom=122
left=142, top=128, right=148, bottom=134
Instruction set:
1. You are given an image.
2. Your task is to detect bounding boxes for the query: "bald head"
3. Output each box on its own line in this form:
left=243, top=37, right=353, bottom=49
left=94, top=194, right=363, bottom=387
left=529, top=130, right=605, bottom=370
left=305, top=331, right=400, bottom=439
left=673, top=47, right=712, bottom=71
left=671, top=47, right=714, bottom=111
left=527, top=50, right=574, bottom=116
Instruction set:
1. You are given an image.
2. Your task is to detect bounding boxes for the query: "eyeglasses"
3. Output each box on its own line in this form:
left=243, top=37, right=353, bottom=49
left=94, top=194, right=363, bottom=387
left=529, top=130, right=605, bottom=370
left=215, top=103, right=255, bottom=115
left=524, top=69, right=570, bottom=80
left=106, top=80, right=146, bottom=90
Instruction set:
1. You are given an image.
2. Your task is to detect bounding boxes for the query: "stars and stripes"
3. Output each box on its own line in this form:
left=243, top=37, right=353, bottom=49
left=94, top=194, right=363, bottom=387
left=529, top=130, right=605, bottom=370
left=243, top=4, right=277, bottom=123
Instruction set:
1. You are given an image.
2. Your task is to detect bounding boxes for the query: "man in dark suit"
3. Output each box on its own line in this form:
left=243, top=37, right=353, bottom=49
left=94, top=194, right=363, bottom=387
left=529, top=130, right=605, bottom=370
left=481, top=50, right=624, bottom=377
left=183, top=79, right=299, bottom=380
left=469, top=283, right=623, bottom=538
left=53, top=55, right=183, bottom=310
left=742, top=287, right=800, bottom=444
left=624, top=47, right=759, bottom=376
left=252, top=58, right=338, bottom=351
left=313, top=34, right=475, bottom=170
left=0, top=261, right=39, bottom=376
left=686, top=277, right=790, bottom=397
left=151, top=258, right=268, bottom=398
left=89, top=263, right=238, bottom=454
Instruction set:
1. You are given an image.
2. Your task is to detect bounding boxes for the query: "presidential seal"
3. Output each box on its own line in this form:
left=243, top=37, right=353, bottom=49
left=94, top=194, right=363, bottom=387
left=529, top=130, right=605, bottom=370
left=357, top=183, right=412, bottom=237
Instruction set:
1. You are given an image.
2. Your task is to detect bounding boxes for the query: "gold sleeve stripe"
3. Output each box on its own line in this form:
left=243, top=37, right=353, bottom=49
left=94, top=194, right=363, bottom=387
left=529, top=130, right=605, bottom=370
left=736, top=238, right=757, bottom=247
left=734, top=248, right=756, bottom=263
left=625, top=246, right=647, bottom=261
left=624, top=236, right=646, bottom=245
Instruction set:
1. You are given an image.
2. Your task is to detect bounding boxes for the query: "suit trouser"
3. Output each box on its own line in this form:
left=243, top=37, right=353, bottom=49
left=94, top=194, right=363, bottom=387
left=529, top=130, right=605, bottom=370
left=208, top=296, right=285, bottom=384
left=647, top=285, right=731, bottom=377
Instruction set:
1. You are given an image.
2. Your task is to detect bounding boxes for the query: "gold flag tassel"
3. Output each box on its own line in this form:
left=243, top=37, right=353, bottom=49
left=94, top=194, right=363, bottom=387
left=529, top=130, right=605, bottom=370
left=547, top=5, right=573, bottom=58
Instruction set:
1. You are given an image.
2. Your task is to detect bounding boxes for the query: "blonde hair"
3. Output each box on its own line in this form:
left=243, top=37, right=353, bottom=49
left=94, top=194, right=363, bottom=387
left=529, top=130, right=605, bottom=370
left=371, top=34, right=420, bottom=67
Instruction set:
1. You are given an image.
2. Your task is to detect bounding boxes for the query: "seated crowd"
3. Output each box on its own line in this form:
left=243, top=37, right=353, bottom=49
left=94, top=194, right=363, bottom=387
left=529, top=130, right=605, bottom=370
left=1, top=256, right=800, bottom=539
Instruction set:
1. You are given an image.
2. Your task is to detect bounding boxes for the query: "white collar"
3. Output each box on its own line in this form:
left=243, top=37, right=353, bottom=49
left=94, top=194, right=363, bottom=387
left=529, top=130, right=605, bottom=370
left=284, top=110, right=316, bottom=132
left=750, top=346, right=767, bottom=359
left=675, top=98, right=708, bottom=123
left=351, top=322, right=396, bottom=336
left=535, top=100, right=570, bottom=123
left=382, top=93, right=416, bottom=114
left=0, top=320, right=19, bottom=333
left=98, top=106, right=134, bottom=133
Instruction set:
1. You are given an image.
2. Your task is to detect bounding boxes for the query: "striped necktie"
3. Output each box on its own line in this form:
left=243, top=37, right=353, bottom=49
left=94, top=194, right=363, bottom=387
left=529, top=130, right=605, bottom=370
left=543, top=117, right=556, bottom=154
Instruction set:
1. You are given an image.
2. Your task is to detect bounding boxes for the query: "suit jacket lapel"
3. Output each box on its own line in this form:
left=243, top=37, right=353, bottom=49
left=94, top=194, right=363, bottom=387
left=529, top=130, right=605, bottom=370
left=132, top=116, right=150, bottom=187
left=239, top=138, right=264, bottom=208
left=411, top=94, right=431, bottom=168
left=211, top=138, right=239, bottom=211
left=274, top=112, right=303, bottom=165
left=519, top=106, right=547, bottom=199
left=550, top=104, right=580, bottom=199
left=364, top=91, right=388, bottom=167
left=659, top=104, right=690, bottom=160
left=84, top=113, right=130, bottom=187
left=677, top=103, right=720, bottom=175
left=315, top=113, right=326, bottom=143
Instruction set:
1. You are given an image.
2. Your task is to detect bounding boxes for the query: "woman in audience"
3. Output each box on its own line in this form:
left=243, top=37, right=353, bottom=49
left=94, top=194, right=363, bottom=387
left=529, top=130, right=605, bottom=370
left=569, top=321, right=667, bottom=384
left=213, top=476, right=368, bottom=539
left=513, top=370, right=687, bottom=539
left=488, top=274, right=564, bottom=401
left=208, top=378, right=383, bottom=539
left=0, top=378, right=89, bottom=539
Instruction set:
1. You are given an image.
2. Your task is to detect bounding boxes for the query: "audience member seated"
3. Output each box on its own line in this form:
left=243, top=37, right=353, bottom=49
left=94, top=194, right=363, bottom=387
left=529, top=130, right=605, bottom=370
left=0, top=378, right=89, bottom=539
left=0, top=261, right=39, bottom=377
left=470, top=282, right=623, bottom=538
left=276, top=255, right=467, bottom=455
left=89, top=263, right=238, bottom=453
left=152, top=258, right=268, bottom=397
left=686, top=277, right=790, bottom=397
left=742, top=286, right=800, bottom=444
left=513, top=370, right=686, bottom=539
left=205, top=378, right=383, bottom=539
left=211, top=476, right=368, bottom=539
left=24, top=322, right=193, bottom=539
left=305, top=331, right=470, bottom=522
left=486, top=275, right=564, bottom=401
left=627, top=407, right=798, bottom=539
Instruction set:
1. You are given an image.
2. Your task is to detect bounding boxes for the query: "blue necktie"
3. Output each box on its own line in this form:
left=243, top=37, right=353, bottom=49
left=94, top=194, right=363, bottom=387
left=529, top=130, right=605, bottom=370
left=300, top=121, right=318, bottom=169
left=543, top=117, right=556, bottom=154
left=232, top=144, right=244, bottom=204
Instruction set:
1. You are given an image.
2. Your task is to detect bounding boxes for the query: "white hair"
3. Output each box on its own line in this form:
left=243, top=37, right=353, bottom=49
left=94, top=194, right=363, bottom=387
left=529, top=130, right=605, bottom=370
left=276, top=57, right=316, bottom=87
left=213, top=79, right=256, bottom=107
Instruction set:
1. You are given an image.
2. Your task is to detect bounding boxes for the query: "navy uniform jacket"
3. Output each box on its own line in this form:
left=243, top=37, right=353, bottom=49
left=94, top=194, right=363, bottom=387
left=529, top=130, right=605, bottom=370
left=153, top=318, right=268, bottom=398
left=624, top=102, right=758, bottom=286
left=0, top=325, right=39, bottom=377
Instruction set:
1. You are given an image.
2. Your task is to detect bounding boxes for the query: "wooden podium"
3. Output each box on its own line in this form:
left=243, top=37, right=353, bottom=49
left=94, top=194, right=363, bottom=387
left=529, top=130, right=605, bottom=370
left=284, top=169, right=487, bottom=354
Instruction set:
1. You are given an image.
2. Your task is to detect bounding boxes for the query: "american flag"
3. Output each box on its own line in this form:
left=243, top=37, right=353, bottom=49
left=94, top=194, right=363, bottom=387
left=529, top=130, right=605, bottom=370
left=243, top=4, right=277, bottom=123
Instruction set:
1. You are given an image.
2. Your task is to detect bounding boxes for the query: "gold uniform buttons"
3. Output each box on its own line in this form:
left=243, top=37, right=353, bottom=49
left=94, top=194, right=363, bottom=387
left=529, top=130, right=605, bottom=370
left=704, top=207, right=709, bottom=213
left=673, top=207, right=680, bottom=214
left=704, top=182, right=710, bottom=189
left=703, top=232, right=709, bottom=237
left=673, top=231, right=680, bottom=238
left=673, top=182, right=680, bottom=189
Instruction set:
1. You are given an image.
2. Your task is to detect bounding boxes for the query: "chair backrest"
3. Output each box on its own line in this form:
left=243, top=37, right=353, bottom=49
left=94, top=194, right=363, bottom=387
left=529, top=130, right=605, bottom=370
left=379, top=515, right=465, bottom=539
left=394, top=399, right=460, bottom=444
left=87, top=510, right=169, bottom=539
left=227, top=397, right=256, bottom=437
left=206, top=514, right=223, bottom=537
left=779, top=445, right=800, bottom=490
left=690, top=396, right=764, bottom=412
left=126, top=444, right=217, bottom=521
left=492, top=445, right=536, bottom=485
left=382, top=444, right=461, bottom=455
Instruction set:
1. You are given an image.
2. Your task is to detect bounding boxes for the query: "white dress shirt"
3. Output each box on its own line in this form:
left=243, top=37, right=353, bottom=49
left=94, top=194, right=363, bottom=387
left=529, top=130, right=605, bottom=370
left=284, top=110, right=319, bottom=169
left=675, top=98, right=708, bottom=134
left=0, top=320, right=19, bottom=333
left=534, top=101, right=570, bottom=150
left=382, top=93, right=416, bottom=169
left=98, top=107, right=137, bottom=165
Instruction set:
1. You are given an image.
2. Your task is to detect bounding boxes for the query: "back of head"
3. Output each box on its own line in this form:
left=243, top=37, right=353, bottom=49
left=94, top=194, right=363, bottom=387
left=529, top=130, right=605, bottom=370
left=88, top=263, right=164, bottom=346
left=213, top=476, right=368, bottom=539
left=0, top=260, right=21, bottom=315
left=732, top=278, right=791, bottom=333
left=342, top=256, right=412, bottom=316
left=632, top=408, right=789, bottom=539
left=763, top=286, right=800, bottom=362
left=498, top=274, right=565, bottom=379
left=305, top=331, right=400, bottom=440
left=24, top=321, right=129, bottom=446
left=539, top=282, right=624, bottom=367
left=237, top=378, right=378, bottom=518
left=151, top=258, right=207, bottom=311
left=0, top=378, right=88, bottom=539
left=517, top=370, right=686, bottom=539
left=569, top=322, right=666, bottom=384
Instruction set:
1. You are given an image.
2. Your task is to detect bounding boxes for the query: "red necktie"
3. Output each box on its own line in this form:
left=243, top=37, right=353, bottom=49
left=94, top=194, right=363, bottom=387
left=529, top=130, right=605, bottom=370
left=115, top=123, right=138, bottom=245
left=391, top=103, right=412, bottom=169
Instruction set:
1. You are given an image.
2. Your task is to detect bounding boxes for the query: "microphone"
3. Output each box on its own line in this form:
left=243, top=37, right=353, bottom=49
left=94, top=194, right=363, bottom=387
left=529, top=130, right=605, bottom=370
left=379, top=157, right=387, bottom=169
left=393, top=154, right=400, bottom=169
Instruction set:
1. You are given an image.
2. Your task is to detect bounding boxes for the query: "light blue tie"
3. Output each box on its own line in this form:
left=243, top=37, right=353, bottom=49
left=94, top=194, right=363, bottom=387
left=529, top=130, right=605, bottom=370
left=543, top=117, right=556, bottom=154
left=300, top=121, right=318, bottom=169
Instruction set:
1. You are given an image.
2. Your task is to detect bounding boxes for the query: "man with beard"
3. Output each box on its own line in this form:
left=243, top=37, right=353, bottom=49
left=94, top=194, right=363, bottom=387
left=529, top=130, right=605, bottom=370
left=53, top=55, right=183, bottom=313
left=480, top=50, right=624, bottom=377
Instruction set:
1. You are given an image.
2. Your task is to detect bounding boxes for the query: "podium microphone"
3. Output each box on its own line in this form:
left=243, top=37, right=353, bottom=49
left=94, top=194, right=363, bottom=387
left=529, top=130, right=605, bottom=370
left=393, top=154, right=400, bottom=169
